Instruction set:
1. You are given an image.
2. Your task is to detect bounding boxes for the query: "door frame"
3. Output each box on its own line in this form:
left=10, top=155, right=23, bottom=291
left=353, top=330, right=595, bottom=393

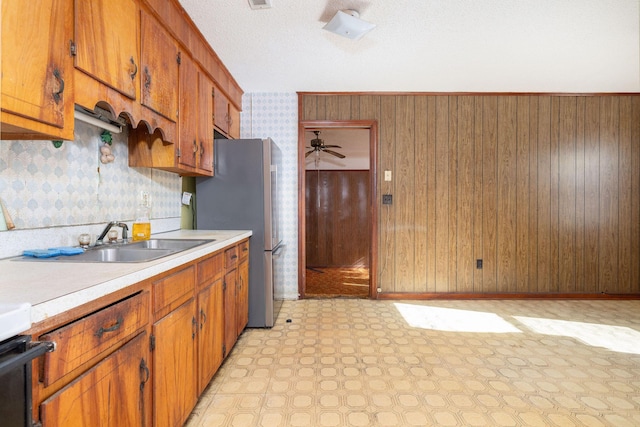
left=298, top=120, right=378, bottom=299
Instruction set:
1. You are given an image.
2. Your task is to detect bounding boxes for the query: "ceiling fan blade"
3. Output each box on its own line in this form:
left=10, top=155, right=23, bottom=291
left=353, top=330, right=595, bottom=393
left=322, top=145, right=342, bottom=148
left=323, top=149, right=345, bottom=159
left=305, top=150, right=315, bottom=157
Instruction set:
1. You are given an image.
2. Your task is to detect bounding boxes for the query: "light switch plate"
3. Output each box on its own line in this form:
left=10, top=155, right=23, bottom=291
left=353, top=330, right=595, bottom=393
left=384, top=170, right=392, bottom=181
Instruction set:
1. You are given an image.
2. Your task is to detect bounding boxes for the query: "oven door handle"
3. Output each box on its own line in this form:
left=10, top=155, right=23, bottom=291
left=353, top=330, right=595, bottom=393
left=0, top=341, right=55, bottom=377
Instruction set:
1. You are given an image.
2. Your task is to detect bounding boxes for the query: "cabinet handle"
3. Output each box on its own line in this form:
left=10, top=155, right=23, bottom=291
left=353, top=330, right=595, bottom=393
left=192, top=140, right=198, bottom=154
left=129, top=57, right=138, bottom=80
left=143, top=67, right=151, bottom=90
left=139, top=358, right=150, bottom=389
left=52, top=68, right=64, bottom=104
left=231, top=254, right=238, bottom=260
left=192, top=316, right=197, bottom=339
left=200, top=308, right=207, bottom=329
left=200, top=141, right=204, bottom=157
left=95, top=316, right=123, bottom=338
left=139, top=357, right=149, bottom=427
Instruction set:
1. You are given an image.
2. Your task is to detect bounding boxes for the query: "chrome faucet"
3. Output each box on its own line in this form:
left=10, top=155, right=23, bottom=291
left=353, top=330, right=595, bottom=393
left=96, top=221, right=129, bottom=245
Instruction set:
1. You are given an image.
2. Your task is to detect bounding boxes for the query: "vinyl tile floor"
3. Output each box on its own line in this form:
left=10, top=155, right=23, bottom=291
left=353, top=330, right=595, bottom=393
left=185, top=298, right=640, bottom=427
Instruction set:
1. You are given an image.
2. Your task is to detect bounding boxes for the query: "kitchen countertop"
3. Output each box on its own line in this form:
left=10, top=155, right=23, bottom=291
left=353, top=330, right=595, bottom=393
left=0, top=229, right=251, bottom=325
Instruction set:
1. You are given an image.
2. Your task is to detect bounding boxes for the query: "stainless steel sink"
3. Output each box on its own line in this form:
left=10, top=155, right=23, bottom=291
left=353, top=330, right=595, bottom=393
left=15, top=239, right=215, bottom=263
left=71, top=247, right=176, bottom=262
left=126, top=239, right=213, bottom=250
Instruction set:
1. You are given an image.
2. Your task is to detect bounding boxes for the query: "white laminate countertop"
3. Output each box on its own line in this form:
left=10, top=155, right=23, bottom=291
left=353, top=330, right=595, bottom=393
left=0, top=229, right=252, bottom=325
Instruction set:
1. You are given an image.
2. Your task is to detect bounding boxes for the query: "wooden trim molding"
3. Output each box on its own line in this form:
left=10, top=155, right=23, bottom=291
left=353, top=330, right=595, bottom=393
left=298, top=91, right=640, bottom=97
left=378, top=292, right=640, bottom=300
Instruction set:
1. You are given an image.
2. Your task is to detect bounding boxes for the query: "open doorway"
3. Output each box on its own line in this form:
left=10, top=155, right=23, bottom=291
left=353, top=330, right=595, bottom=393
left=298, top=120, right=378, bottom=299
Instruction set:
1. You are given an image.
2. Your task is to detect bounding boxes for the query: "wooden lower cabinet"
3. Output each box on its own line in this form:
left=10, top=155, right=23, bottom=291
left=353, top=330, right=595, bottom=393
left=152, top=298, right=197, bottom=427
left=40, top=331, right=151, bottom=426
left=223, top=268, right=238, bottom=356
left=197, top=278, right=224, bottom=395
left=237, top=257, right=249, bottom=336
left=32, top=241, right=249, bottom=427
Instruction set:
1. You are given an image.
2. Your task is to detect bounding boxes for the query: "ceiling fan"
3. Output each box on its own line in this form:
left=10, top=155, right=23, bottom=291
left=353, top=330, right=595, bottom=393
left=305, top=131, right=345, bottom=158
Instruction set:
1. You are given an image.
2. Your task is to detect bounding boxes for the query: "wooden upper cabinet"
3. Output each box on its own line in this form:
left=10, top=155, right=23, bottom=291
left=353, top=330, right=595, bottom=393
left=213, top=87, right=230, bottom=135
left=74, top=0, right=138, bottom=99
left=1, top=0, right=74, bottom=140
left=178, top=53, right=198, bottom=170
left=178, top=53, right=214, bottom=174
left=141, top=10, right=179, bottom=122
left=213, top=86, right=240, bottom=139
left=229, top=104, right=240, bottom=139
left=198, top=73, right=215, bottom=172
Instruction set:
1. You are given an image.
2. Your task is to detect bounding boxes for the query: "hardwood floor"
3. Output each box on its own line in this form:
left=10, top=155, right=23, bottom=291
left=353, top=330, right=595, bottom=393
left=305, top=267, right=369, bottom=298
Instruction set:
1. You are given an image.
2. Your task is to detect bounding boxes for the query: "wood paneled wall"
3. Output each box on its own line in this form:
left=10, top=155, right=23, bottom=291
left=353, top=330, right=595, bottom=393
left=306, top=170, right=370, bottom=268
left=300, top=94, right=640, bottom=295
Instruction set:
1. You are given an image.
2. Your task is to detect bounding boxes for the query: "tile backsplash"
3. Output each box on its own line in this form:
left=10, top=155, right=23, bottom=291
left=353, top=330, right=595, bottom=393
left=0, top=121, right=181, bottom=258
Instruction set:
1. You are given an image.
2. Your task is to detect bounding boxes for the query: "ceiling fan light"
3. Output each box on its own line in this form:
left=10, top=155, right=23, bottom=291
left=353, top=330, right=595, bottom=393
left=323, top=10, right=376, bottom=40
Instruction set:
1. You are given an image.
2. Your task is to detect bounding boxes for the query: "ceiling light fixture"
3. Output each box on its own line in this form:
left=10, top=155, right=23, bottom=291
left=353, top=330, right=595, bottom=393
left=247, top=0, right=272, bottom=10
left=323, top=9, right=376, bottom=40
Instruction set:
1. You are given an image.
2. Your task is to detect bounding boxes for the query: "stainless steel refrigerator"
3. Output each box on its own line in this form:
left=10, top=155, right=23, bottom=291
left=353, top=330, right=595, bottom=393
left=195, top=138, right=284, bottom=328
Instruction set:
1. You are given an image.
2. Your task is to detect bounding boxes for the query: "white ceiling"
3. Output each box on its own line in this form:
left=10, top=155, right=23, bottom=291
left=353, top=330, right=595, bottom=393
left=178, top=0, right=640, bottom=94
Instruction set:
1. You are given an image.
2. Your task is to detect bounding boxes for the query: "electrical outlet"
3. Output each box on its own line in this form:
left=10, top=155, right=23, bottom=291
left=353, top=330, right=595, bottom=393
left=476, top=259, right=483, bottom=269
left=141, top=190, right=150, bottom=207
left=382, top=194, right=392, bottom=205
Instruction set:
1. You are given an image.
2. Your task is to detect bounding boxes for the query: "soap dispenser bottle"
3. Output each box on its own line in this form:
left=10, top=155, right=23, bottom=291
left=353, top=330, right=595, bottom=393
left=132, top=204, right=151, bottom=241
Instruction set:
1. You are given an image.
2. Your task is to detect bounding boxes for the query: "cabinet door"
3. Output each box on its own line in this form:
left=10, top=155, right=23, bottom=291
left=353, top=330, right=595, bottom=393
left=197, top=73, right=214, bottom=172
left=74, top=0, right=138, bottom=99
left=213, top=87, right=229, bottom=134
left=178, top=53, right=198, bottom=169
left=40, top=332, right=151, bottom=427
left=237, top=258, right=249, bottom=335
left=1, top=0, right=73, bottom=136
left=223, top=269, right=238, bottom=356
left=141, top=9, right=179, bottom=122
left=229, top=104, right=241, bottom=139
left=153, top=299, right=197, bottom=427
left=197, top=278, right=224, bottom=395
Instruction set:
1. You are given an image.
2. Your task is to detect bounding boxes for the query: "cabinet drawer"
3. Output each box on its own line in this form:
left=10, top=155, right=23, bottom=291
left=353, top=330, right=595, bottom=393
left=39, top=291, right=149, bottom=386
left=153, top=265, right=195, bottom=318
left=225, top=246, right=238, bottom=270
left=197, top=252, right=223, bottom=291
left=238, top=240, right=249, bottom=261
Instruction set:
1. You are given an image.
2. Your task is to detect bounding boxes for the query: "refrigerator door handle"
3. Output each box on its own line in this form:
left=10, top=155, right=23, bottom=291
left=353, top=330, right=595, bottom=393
left=273, top=243, right=285, bottom=257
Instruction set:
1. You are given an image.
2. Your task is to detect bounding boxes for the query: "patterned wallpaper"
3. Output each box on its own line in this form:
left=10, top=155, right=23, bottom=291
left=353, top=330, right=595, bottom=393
left=242, top=93, right=299, bottom=300
left=0, top=121, right=181, bottom=257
